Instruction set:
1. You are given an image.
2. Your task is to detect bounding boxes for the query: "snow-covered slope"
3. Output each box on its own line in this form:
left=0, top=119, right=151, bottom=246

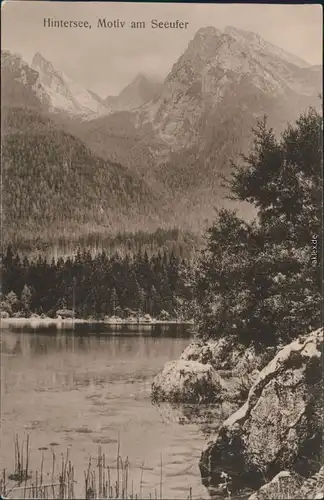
left=32, top=52, right=110, bottom=119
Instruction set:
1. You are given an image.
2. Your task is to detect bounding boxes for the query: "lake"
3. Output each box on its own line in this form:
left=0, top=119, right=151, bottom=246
left=1, top=324, right=211, bottom=499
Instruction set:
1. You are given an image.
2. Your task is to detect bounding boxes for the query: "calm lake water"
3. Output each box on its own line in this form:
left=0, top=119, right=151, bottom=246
left=1, top=324, right=211, bottom=499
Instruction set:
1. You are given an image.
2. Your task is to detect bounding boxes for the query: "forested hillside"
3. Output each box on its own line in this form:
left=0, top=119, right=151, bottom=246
left=13, top=228, right=200, bottom=263
left=2, top=106, right=164, bottom=248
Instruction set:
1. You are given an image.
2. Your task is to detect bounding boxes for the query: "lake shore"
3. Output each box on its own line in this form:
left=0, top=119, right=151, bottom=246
left=1, top=317, right=194, bottom=328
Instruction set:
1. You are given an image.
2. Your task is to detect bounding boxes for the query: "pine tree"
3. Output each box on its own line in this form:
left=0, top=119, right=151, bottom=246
left=193, top=108, right=322, bottom=346
left=110, top=288, right=118, bottom=316
left=21, top=284, right=33, bottom=315
left=5, top=290, right=20, bottom=315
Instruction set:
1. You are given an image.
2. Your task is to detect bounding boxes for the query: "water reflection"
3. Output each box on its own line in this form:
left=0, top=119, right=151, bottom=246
left=1, top=324, right=210, bottom=499
left=4, top=322, right=193, bottom=338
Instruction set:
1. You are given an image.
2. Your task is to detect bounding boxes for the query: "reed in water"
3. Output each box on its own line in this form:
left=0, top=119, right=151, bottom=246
left=0, top=435, right=193, bottom=500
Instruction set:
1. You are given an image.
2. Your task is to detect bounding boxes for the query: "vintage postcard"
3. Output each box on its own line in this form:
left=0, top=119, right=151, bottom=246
left=1, top=2, right=323, bottom=499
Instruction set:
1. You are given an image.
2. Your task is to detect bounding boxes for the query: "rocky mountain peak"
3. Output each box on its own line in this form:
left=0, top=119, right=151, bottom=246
left=1, top=49, right=17, bottom=67
left=33, top=52, right=56, bottom=74
left=193, top=26, right=223, bottom=40
left=32, top=52, right=67, bottom=96
left=179, top=25, right=310, bottom=74
left=132, top=72, right=148, bottom=84
left=225, top=25, right=261, bottom=43
left=120, top=73, right=152, bottom=95
left=106, top=73, right=163, bottom=111
left=2, top=49, right=50, bottom=110
left=31, top=52, right=109, bottom=118
left=141, top=24, right=321, bottom=153
left=224, top=25, right=311, bottom=69
left=2, top=50, right=34, bottom=76
left=183, top=26, right=227, bottom=62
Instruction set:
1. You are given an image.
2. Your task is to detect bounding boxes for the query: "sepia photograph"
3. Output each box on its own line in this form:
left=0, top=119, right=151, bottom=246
left=0, top=2, right=323, bottom=499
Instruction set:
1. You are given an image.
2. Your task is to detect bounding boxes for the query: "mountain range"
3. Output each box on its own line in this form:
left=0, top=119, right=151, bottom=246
left=1, top=26, right=322, bottom=250
left=30, top=52, right=163, bottom=118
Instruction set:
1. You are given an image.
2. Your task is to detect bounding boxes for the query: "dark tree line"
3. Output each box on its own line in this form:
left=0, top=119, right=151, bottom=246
left=8, top=227, right=199, bottom=263
left=1, top=246, right=193, bottom=320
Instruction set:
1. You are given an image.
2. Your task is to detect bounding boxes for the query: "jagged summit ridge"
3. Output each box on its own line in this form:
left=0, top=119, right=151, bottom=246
left=33, top=52, right=57, bottom=76
left=175, top=24, right=311, bottom=81
left=1, top=50, right=51, bottom=109
left=139, top=24, right=320, bottom=149
left=31, top=52, right=110, bottom=119
left=224, top=26, right=311, bottom=68
left=187, top=26, right=310, bottom=69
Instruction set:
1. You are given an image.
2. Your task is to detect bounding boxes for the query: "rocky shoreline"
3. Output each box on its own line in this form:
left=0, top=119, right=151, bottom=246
left=152, top=337, right=276, bottom=410
left=151, top=328, right=324, bottom=499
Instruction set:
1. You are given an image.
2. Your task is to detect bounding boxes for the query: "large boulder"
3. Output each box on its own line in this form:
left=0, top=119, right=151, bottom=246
left=200, top=328, right=323, bottom=495
left=180, top=337, right=276, bottom=374
left=151, top=337, right=270, bottom=408
left=151, top=359, right=226, bottom=404
left=180, top=338, right=226, bottom=366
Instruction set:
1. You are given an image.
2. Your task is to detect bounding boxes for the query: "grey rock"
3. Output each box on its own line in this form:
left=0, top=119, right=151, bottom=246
left=200, top=328, right=323, bottom=494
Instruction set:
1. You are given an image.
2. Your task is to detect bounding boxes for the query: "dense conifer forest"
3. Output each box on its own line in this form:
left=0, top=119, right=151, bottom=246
left=7, top=227, right=201, bottom=262
left=2, top=106, right=164, bottom=247
left=1, top=246, right=193, bottom=320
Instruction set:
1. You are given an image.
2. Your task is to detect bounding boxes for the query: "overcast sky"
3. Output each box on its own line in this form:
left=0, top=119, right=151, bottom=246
left=2, top=1, right=322, bottom=98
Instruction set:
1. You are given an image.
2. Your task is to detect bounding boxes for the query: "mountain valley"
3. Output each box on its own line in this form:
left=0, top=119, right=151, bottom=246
left=1, top=26, right=322, bottom=252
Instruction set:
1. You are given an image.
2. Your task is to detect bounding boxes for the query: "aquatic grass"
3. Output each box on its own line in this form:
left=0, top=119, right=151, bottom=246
left=0, top=468, right=7, bottom=498
left=85, top=443, right=132, bottom=499
left=1, top=435, right=194, bottom=499
left=2, top=442, right=76, bottom=500
left=8, top=434, right=31, bottom=483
